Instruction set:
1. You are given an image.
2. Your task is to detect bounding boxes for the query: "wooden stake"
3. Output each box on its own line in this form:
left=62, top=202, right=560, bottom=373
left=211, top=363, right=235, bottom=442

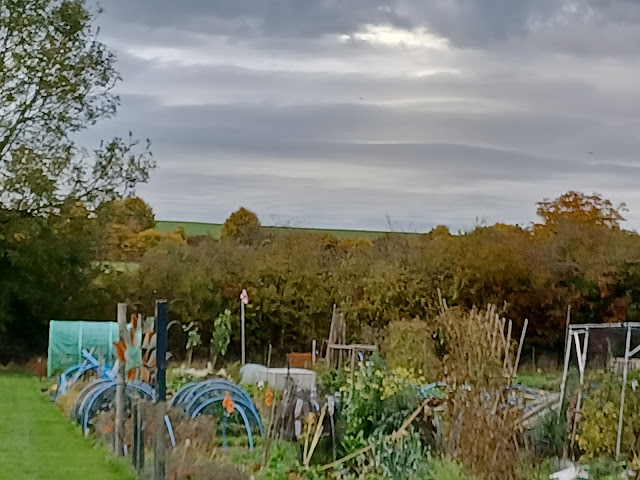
left=503, top=319, right=513, bottom=375
left=262, top=399, right=277, bottom=468
left=558, top=330, right=573, bottom=423
left=304, top=406, right=327, bottom=466
left=512, top=319, right=528, bottom=380
left=570, top=329, right=590, bottom=456
left=114, top=303, right=127, bottom=456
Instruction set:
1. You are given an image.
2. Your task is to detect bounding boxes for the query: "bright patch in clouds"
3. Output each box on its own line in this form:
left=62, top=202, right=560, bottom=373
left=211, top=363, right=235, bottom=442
left=342, top=24, right=449, bottom=50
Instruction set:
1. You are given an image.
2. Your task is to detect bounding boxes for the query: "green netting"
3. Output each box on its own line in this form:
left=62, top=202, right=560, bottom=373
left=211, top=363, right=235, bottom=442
left=47, top=320, right=118, bottom=377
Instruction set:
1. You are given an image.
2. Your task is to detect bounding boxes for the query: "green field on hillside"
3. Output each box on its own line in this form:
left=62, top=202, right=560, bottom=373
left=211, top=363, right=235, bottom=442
left=156, top=220, right=394, bottom=239
left=0, top=373, right=135, bottom=480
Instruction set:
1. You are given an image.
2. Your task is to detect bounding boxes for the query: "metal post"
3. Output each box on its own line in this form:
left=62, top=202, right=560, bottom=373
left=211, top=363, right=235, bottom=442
left=312, top=339, right=317, bottom=366
left=154, top=300, right=168, bottom=480
left=132, top=403, right=144, bottom=471
left=563, top=305, right=571, bottom=360
left=114, top=303, right=127, bottom=455
left=241, top=301, right=246, bottom=365
left=616, top=324, right=632, bottom=458
left=532, top=347, right=536, bottom=370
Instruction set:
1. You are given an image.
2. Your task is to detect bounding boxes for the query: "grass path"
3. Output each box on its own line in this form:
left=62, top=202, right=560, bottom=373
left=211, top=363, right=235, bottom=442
left=0, top=373, right=135, bottom=480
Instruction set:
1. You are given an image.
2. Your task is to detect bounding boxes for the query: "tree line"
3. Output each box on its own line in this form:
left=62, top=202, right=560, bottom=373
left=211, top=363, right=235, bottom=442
left=4, top=190, right=640, bottom=364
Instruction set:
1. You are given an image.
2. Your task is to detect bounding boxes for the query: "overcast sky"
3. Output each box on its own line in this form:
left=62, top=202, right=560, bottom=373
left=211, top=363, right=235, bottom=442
left=91, top=1, right=640, bottom=232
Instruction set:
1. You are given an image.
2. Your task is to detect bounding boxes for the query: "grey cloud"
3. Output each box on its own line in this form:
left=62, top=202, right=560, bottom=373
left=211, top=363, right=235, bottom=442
left=104, top=0, right=409, bottom=38
left=103, top=93, right=640, bottom=166
left=101, top=0, right=640, bottom=56
left=84, top=1, right=640, bottom=230
left=90, top=93, right=640, bottom=196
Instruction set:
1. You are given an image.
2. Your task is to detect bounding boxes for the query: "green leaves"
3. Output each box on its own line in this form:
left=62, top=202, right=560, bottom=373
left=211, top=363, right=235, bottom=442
left=212, top=309, right=232, bottom=358
left=185, top=327, right=202, bottom=350
left=578, top=372, right=640, bottom=458
left=0, top=0, right=153, bottom=213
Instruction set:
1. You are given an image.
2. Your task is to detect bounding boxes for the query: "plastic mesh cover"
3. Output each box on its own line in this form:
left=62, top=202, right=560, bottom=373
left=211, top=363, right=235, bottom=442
left=47, top=320, right=118, bottom=376
left=569, top=324, right=640, bottom=371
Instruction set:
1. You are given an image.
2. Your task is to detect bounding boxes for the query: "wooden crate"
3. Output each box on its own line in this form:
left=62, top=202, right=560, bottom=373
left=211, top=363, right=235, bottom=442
left=286, top=352, right=313, bottom=368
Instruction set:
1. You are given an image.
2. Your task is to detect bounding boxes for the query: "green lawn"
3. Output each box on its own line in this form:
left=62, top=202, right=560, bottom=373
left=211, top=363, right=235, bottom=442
left=516, top=370, right=564, bottom=391
left=156, top=219, right=400, bottom=240
left=0, top=373, right=135, bottom=480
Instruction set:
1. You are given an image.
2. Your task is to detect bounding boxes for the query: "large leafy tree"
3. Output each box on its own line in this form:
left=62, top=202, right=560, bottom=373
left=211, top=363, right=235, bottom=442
left=221, top=207, right=262, bottom=244
left=0, top=0, right=153, bottom=359
left=0, top=0, right=153, bottom=212
left=536, top=191, right=627, bottom=230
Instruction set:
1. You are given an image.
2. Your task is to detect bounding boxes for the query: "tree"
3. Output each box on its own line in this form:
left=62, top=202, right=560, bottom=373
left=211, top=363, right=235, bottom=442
left=95, top=197, right=155, bottom=233
left=221, top=207, right=262, bottom=243
left=94, top=197, right=166, bottom=260
left=0, top=204, right=97, bottom=360
left=0, top=1, right=153, bottom=359
left=536, top=191, right=627, bottom=230
left=0, top=0, right=153, bottom=212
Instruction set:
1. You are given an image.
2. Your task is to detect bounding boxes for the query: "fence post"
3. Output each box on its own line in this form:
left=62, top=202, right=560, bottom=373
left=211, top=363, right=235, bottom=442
left=114, top=303, right=127, bottom=455
left=154, top=300, right=168, bottom=480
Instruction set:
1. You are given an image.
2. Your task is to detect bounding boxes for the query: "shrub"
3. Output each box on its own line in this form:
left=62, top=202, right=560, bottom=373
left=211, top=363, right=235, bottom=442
left=528, top=409, right=567, bottom=457
left=330, top=354, right=434, bottom=479
left=437, top=304, right=524, bottom=479
left=513, top=458, right=554, bottom=480
left=424, top=456, right=475, bottom=480
left=211, top=309, right=232, bottom=368
left=381, top=319, right=440, bottom=382
left=578, top=372, right=640, bottom=458
left=256, top=441, right=300, bottom=480
left=588, top=456, right=623, bottom=479
left=341, top=354, right=424, bottom=441
left=316, top=362, right=347, bottom=394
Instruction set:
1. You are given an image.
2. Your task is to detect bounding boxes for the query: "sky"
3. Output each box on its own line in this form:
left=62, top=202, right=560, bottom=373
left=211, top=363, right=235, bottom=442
left=91, top=0, right=640, bottom=232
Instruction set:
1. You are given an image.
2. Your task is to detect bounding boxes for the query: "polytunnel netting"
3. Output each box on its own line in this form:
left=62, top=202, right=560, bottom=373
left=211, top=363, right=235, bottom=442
left=47, top=320, right=118, bottom=376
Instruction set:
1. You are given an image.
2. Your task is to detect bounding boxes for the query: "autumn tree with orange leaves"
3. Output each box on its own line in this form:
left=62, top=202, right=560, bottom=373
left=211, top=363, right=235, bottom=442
left=536, top=191, right=627, bottom=230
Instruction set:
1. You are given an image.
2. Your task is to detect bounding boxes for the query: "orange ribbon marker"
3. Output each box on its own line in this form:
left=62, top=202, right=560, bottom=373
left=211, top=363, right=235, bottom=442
left=265, top=387, right=274, bottom=407
left=222, top=391, right=235, bottom=414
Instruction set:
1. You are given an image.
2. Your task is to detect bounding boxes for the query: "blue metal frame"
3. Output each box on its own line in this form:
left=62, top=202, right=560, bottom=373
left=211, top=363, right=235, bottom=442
left=174, top=379, right=253, bottom=410
left=170, top=379, right=264, bottom=450
left=169, top=382, right=197, bottom=408
left=184, top=390, right=262, bottom=430
left=72, top=380, right=156, bottom=433
left=71, top=378, right=113, bottom=420
left=53, top=350, right=115, bottom=400
left=82, top=382, right=156, bottom=433
left=184, top=385, right=252, bottom=412
left=191, top=398, right=258, bottom=450
left=164, top=415, right=177, bottom=448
